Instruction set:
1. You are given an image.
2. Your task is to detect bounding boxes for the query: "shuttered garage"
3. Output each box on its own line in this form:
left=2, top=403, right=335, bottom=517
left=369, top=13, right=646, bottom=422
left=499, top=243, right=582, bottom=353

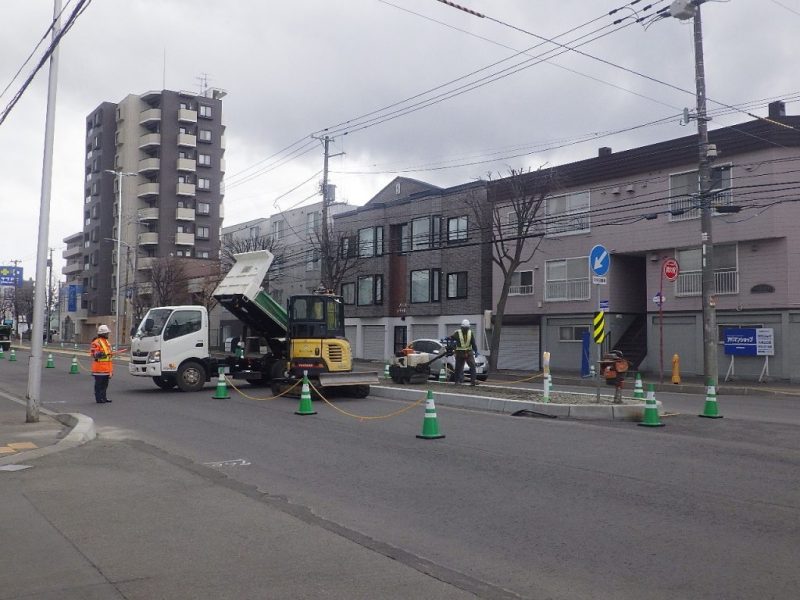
left=497, top=325, right=540, bottom=371
left=345, top=325, right=357, bottom=346
left=362, top=325, right=386, bottom=361
left=412, top=324, right=440, bottom=341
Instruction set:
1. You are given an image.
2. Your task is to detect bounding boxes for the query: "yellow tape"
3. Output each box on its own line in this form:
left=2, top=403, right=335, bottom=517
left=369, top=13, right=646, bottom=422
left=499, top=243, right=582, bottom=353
left=224, top=376, right=300, bottom=401
left=308, top=381, right=427, bottom=421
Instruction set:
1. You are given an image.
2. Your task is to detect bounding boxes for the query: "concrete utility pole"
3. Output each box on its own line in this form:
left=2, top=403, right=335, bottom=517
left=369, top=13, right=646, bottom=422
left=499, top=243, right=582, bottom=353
left=26, top=0, right=62, bottom=423
left=320, top=135, right=331, bottom=289
left=105, top=169, right=137, bottom=350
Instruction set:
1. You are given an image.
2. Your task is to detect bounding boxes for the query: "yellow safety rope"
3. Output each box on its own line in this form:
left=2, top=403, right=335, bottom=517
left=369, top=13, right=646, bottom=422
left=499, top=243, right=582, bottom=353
left=308, top=381, right=427, bottom=421
left=224, top=376, right=300, bottom=401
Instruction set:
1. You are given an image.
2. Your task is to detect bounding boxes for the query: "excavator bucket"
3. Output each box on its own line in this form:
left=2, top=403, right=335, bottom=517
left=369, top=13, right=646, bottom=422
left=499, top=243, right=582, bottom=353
left=318, top=370, right=380, bottom=388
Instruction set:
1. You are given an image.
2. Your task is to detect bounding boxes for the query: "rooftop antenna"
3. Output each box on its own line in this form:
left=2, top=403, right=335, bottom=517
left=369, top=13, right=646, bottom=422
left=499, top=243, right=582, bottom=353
left=162, top=47, right=166, bottom=90
left=197, top=73, right=210, bottom=97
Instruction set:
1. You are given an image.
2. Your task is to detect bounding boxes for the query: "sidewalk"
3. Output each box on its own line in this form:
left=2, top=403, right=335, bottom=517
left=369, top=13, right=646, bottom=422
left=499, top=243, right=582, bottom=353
left=0, top=393, right=474, bottom=600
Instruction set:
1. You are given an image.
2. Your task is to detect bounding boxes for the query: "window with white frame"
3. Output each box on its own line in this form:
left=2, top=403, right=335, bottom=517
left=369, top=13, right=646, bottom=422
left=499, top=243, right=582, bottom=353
left=559, top=325, right=590, bottom=342
left=447, top=216, right=468, bottom=243
left=198, top=153, right=211, bottom=167
left=447, top=272, right=467, bottom=299
left=197, top=202, right=210, bottom=215
left=198, top=129, right=212, bottom=142
left=509, top=270, right=534, bottom=295
left=196, top=226, right=210, bottom=239
left=307, top=211, right=321, bottom=235
left=675, top=243, right=738, bottom=296
left=199, top=105, right=212, bottom=118
left=669, top=165, right=733, bottom=221
left=198, top=177, right=211, bottom=190
left=545, top=191, right=590, bottom=236
left=544, top=257, right=590, bottom=301
left=341, top=282, right=355, bottom=305
left=272, top=219, right=284, bottom=240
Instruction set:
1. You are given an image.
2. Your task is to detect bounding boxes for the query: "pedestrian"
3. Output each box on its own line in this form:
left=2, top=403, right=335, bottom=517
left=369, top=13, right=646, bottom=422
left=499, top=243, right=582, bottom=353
left=89, top=324, right=113, bottom=403
left=450, top=319, right=478, bottom=385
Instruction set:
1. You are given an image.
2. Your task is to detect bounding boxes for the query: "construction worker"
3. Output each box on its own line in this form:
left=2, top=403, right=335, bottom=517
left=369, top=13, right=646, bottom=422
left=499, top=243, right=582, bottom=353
left=89, top=324, right=114, bottom=403
left=451, top=319, right=478, bottom=386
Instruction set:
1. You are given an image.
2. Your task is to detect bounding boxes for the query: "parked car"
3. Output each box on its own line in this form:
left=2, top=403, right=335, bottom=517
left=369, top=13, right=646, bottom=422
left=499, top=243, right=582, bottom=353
left=408, top=338, right=489, bottom=381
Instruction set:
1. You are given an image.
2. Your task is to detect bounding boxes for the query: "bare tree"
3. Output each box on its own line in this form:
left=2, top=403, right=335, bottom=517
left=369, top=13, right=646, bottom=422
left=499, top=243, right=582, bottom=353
left=470, top=168, right=555, bottom=371
left=317, top=227, right=366, bottom=293
left=149, top=256, right=189, bottom=306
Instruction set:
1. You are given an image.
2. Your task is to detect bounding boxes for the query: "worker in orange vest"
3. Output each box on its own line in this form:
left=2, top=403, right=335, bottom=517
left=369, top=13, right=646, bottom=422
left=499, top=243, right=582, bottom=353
left=89, top=324, right=114, bottom=403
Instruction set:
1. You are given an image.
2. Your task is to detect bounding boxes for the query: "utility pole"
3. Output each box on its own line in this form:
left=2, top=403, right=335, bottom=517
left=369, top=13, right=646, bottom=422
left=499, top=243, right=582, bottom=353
left=47, top=248, right=53, bottom=343
left=320, top=135, right=331, bottom=289
left=26, top=0, right=61, bottom=423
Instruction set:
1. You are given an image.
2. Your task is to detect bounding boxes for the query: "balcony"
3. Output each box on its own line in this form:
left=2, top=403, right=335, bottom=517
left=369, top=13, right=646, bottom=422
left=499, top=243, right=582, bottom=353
left=63, top=245, right=82, bottom=259
left=220, top=134, right=226, bottom=149
left=138, top=232, right=159, bottom=246
left=138, top=133, right=161, bottom=148
left=138, top=157, right=160, bottom=173
left=139, top=108, right=162, bottom=125
left=175, top=207, right=196, bottom=221
left=219, top=157, right=226, bottom=172
left=178, top=108, right=197, bottom=123
left=62, top=262, right=82, bottom=275
left=137, top=182, right=160, bottom=198
left=175, top=232, right=195, bottom=246
left=509, top=285, right=534, bottom=296
left=675, top=270, right=739, bottom=297
left=177, top=157, right=196, bottom=172
left=137, top=257, right=156, bottom=270
left=138, top=207, right=159, bottom=221
left=176, top=182, right=195, bottom=196
left=138, top=282, right=154, bottom=295
left=544, top=279, right=591, bottom=302
left=177, top=133, right=197, bottom=148
left=669, top=191, right=734, bottom=222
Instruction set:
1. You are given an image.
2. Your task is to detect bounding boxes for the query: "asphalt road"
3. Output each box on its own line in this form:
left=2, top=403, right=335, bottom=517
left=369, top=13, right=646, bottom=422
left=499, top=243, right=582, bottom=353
left=2, top=351, right=799, bottom=600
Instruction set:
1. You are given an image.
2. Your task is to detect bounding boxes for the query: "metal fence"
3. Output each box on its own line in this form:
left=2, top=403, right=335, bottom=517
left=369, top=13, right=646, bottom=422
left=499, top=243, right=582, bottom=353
left=676, top=270, right=739, bottom=296
left=545, top=279, right=591, bottom=301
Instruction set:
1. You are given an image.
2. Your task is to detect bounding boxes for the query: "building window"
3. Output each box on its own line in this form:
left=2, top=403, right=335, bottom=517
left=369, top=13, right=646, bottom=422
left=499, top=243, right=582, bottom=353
left=199, top=129, right=212, bottom=142
left=669, top=165, right=733, bottom=222
left=198, top=153, right=211, bottom=167
left=357, top=275, right=382, bottom=306
left=198, top=177, right=211, bottom=190
left=341, top=282, right=355, bottom=305
left=358, top=226, right=383, bottom=258
left=545, top=191, right=590, bottom=236
left=199, top=105, right=212, bottom=118
left=197, top=202, right=210, bottom=216
left=545, top=257, right=590, bottom=301
left=305, top=249, right=320, bottom=271
left=196, top=226, right=210, bottom=239
left=559, top=325, right=590, bottom=342
left=411, top=269, right=440, bottom=303
left=411, top=216, right=440, bottom=251
left=307, top=211, right=321, bottom=235
left=509, top=270, right=534, bottom=295
left=340, top=236, right=355, bottom=259
left=198, top=251, right=210, bottom=259
left=675, top=243, right=738, bottom=296
left=447, top=216, right=468, bottom=243
left=447, top=272, right=468, bottom=299
left=272, top=219, right=284, bottom=240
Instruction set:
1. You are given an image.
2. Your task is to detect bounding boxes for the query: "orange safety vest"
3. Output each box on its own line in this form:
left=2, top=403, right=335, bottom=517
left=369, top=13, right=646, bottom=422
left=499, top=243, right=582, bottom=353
left=89, top=337, right=113, bottom=375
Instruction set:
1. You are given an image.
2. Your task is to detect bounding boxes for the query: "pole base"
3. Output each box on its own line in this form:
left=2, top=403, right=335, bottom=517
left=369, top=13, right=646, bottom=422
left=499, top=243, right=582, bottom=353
left=416, top=434, right=446, bottom=439
left=295, top=410, right=317, bottom=416
left=638, top=422, right=665, bottom=428
left=698, top=414, right=723, bottom=419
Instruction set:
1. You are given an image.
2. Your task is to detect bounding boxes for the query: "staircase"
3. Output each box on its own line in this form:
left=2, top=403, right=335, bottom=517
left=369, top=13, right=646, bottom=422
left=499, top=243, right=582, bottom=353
left=612, top=314, right=647, bottom=370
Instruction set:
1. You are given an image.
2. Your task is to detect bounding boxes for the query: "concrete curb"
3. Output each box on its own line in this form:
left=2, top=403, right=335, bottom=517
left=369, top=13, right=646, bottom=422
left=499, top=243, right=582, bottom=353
left=0, top=391, right=96, bottom=466
left=371, top=385, right=662, bottom=421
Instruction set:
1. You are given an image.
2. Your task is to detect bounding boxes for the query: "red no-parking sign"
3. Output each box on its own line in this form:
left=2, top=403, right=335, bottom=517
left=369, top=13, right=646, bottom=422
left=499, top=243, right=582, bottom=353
left=663, top=258, right=680, bottom=282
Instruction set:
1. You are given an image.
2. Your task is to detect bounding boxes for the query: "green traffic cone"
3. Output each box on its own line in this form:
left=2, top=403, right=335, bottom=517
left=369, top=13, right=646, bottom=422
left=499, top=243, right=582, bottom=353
left=211, top=367, right=230, bottom=399
left=295, top=371, right=317, bottom=415
left=438, top=366, right=447, bottom=383
left=8, top=349, right=17, bottom=362
left=699, top=380, right=723, bottom=418
left=69, top=356, right=79, bottom=374
left=416, top=390, right=445, bottom=439
left=383, top=363, right=391, bottom=379
left=633, top=373, right=645, bottom=401
left=638, top=384, right=664, bottom=427
left=45, top=353, right=55, bottom=368
left=0, top=346, right=4, bottom=360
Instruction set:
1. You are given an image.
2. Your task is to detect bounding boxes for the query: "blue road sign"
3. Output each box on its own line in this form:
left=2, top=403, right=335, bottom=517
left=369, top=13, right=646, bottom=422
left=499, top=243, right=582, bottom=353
left=589, top=245, right=610, bottom=277
left=599, top=299, right=609, bottom=311
left=0, top=266, right=23, bottom=287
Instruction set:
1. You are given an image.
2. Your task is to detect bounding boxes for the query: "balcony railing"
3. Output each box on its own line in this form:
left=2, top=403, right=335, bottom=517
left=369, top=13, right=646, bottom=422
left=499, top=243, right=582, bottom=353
left=139, top=108, right=162, bottom=125
left=138, top=133, right=161, bottom=148
left=137, top=257, right=156, bottom=270
left=138, top=232, right=159, bottom=245
left=177, top=133, right=197, bottom=148
left=138, top=207, right=159, bottom=221
left=63, top=246, right=82, bottom=259
left=138, top=157, right=160, bottom=173
left=177, top=158, right=196, bottom=172
left=178, top=108, right=197, bottom=123
left=669, top=190, right=733, bottom=222
left=175, top=207, right=196, bottom=221
left=137, top=182, right=160, bottom=198
left=545, top=279, right=591, bottom=302
left=176, top=182, right=196, bottom=196
left=675, top=270, right=739, bottom=296
left=62, top=262, right=82, bottom=275
left=509, top=285, right=534, bottom=296
left=175, top=232, right=195, bottom=246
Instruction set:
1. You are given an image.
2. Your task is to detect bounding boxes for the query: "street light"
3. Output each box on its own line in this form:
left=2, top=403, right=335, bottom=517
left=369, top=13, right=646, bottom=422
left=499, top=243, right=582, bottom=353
left=104, top=169, right=137, bottom=350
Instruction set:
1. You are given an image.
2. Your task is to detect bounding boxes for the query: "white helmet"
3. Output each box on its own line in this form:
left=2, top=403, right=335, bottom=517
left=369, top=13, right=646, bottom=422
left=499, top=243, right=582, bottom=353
left=97, top=324, right=110, bottom=335
left=461, top=319, right=470, bottom=328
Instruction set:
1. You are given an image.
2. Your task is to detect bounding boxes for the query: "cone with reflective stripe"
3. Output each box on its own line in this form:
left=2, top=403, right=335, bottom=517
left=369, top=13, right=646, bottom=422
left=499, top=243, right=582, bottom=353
left=45, top=353, right=55, bottom=368
left=417, top=390, right=445, bottom=439
left=211, top=367, right=230, bottom=399
left=438, top=366, right=447, bottom=383
left=633, top=372, right=645, bottom=401
left=295, top=371, right=317, bottom=415
left=699, top=380, right=723, bottom=419
left=69, top=355, right=79, bottom=374
left=383, top=362, right=390, bottom=379
left=8, top=349, right=17, bottom=362
left=638, top=384, right=664, bottom=427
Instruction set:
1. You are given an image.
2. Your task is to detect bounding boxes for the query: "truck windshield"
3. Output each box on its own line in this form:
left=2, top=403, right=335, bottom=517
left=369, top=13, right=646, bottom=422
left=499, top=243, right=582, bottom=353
left=136, top=308, right=173, bottom=338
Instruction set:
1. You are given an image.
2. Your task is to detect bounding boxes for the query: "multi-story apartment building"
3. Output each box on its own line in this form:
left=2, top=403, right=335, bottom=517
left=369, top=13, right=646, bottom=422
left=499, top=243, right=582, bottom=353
left=494, top=100, right=800, bottom=380
left=77, top=89, right=225, bottom=342
left=60, top=231, right=86, bottom=341
left=333, top=177, right=493, bottom=361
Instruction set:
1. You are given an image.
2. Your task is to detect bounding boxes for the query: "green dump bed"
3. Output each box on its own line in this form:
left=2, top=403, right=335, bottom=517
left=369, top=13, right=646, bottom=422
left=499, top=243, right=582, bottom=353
left=213, top=250, right=288, bottom=340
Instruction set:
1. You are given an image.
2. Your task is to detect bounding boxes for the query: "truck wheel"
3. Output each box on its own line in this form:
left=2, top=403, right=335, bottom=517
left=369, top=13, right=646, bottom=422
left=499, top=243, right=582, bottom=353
left=352, top=385, right=370, bottom=398
left=152, top=375, right=177, bottom=390
left=176, top=361, right=206, bottom=392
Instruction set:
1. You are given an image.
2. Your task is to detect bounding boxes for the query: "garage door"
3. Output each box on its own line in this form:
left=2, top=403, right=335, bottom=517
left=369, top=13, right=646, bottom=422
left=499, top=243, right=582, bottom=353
left=497, top=325, right=540, bottom=371
left=345, top=325, right=357, bottom=346
left=412, top=324, right=439, bottom=341
left=362, top=325, right=386, bottom=361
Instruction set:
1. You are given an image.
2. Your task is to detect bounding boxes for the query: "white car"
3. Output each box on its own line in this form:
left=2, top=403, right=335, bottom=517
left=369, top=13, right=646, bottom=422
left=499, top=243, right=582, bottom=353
left=408, top=338, right=489, bottom=381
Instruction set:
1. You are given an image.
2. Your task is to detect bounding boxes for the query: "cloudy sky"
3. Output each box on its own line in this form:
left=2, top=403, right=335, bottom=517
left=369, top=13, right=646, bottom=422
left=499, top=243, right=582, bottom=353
left=1, top=0, right=797, bottom=279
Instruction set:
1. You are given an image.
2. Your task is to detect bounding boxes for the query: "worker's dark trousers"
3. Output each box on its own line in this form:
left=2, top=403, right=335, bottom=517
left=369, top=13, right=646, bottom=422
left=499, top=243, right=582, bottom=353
left=454, top=350, right=477, bottom=384
left=93, top=374, right=110, bottom=403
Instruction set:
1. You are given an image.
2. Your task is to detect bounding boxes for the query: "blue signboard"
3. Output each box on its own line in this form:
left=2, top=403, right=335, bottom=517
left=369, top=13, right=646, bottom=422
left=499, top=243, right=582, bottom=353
left=67, top=284, right=83, bottom=312
left=0, top=266, right=23, bottom=287
left=723, top=328, right=774, bottom=357
left=589, top=245, right=610, bottom=277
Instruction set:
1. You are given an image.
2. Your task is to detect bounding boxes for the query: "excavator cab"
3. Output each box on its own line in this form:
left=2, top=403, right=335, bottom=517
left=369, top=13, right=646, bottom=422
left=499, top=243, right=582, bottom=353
left=288, top=294, right=345, bottom=340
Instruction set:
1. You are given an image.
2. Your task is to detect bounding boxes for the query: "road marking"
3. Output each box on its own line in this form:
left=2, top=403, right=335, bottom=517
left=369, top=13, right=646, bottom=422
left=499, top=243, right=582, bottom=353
left=0, top=464, right=32, bottom=472
left=8, top=442, right=38, bottom=450
left=203, top=458, right=251, bottom=468
left=0, top=447, right=17, bottom=454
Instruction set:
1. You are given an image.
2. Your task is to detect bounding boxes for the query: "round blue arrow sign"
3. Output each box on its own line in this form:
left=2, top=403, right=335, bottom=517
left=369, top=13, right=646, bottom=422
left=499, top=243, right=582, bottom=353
left=589, top=244, right=610, bottom=277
